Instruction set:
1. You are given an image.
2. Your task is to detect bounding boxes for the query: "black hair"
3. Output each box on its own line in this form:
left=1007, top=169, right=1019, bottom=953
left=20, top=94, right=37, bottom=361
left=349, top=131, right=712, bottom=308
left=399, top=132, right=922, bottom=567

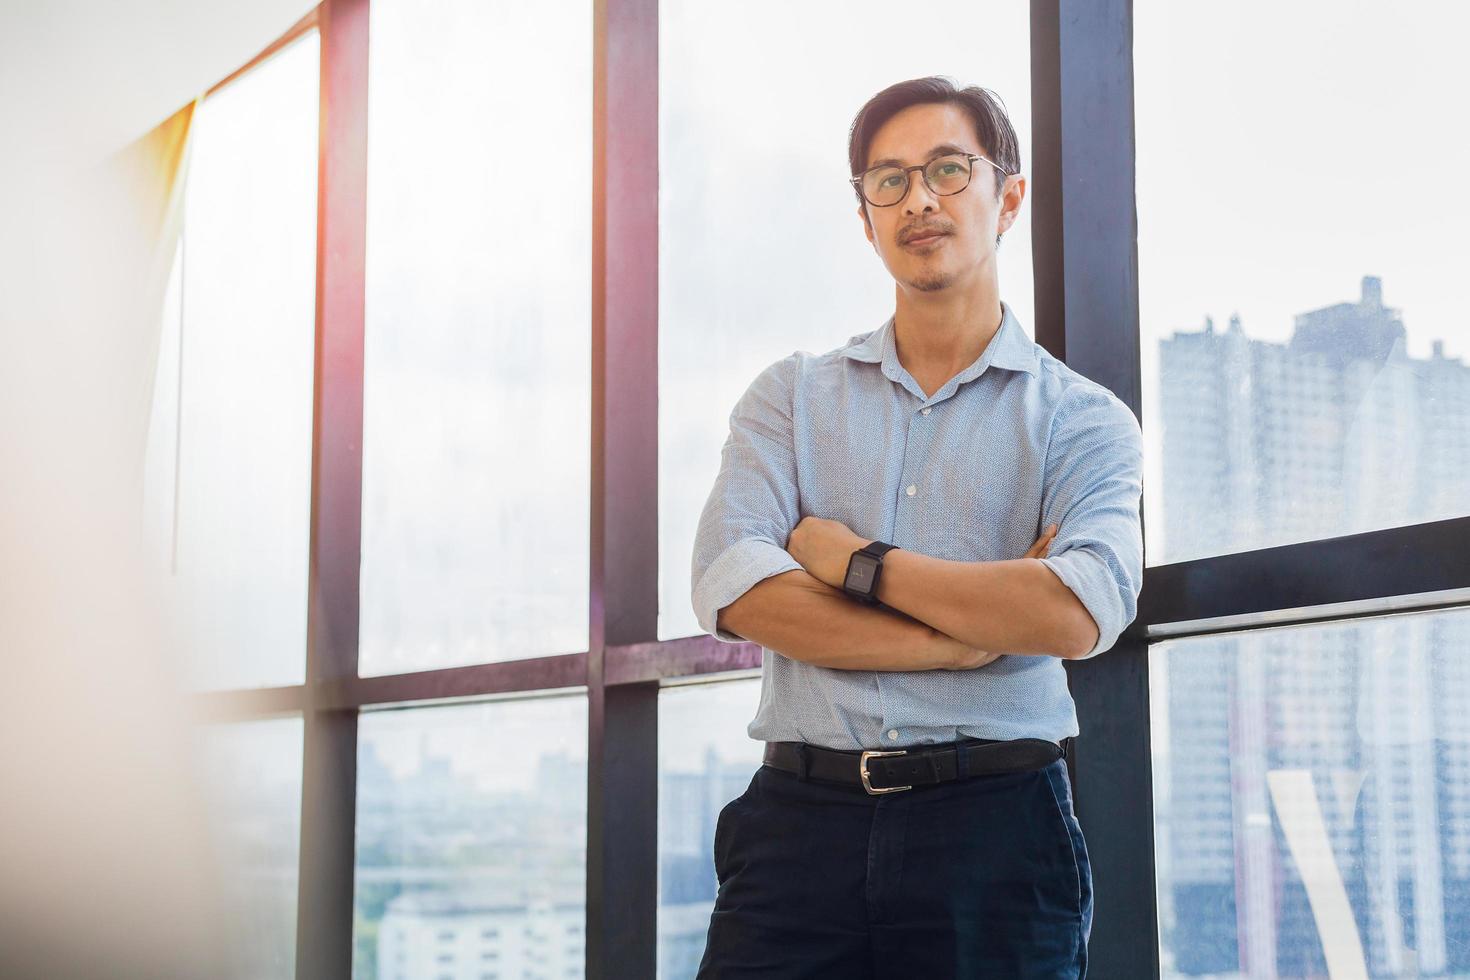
left=847, top=75, right=1020, bottom=205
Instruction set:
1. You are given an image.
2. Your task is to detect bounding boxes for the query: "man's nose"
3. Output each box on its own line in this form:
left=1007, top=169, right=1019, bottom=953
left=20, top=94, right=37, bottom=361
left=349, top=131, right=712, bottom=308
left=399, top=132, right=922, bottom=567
left=900, top=170, right=940, bottom=214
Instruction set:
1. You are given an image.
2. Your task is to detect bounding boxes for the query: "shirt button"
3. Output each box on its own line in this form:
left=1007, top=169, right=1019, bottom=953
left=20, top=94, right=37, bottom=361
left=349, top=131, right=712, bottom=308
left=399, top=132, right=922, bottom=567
left=906, top=484, right=916, bottom=496
left=887, top=729, right=899, bottom=741
left=921, top=407, right=931, bottom=415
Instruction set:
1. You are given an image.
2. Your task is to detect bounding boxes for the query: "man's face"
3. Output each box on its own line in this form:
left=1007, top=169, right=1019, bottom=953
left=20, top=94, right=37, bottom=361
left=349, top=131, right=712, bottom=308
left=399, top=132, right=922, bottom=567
left=857, top=102, right=1024, bottom=294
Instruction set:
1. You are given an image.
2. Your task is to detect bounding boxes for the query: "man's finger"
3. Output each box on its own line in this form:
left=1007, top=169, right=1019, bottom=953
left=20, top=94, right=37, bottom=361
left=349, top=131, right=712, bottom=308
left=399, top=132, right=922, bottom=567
left=1022, top=524, right=1059, bottom=559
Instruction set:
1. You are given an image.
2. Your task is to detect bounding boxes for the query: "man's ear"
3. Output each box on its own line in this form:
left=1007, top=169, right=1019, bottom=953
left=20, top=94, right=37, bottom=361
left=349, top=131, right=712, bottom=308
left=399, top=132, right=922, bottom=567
left=858, top=204, right=876, bottom=250
left=997, top=174, right=1027, bottom=237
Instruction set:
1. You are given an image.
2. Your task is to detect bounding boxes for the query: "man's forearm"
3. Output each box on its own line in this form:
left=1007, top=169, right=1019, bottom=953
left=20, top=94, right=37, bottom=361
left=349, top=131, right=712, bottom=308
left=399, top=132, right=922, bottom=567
left=876, top=550, right=1096, bottom=659
left=716, top=568, right=964, bottom=671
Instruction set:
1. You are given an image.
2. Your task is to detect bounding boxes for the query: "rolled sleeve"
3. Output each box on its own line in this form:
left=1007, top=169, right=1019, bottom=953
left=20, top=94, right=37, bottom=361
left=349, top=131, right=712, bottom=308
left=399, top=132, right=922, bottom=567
left=1037, top=383, right=1144, bottom=660
left=690, top=353, right=804, bottom=643
left=692, top=538, right=802, bottom=641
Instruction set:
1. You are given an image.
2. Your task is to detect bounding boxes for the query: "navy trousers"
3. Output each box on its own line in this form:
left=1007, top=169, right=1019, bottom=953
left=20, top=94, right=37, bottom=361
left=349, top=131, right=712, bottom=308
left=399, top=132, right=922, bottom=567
left=696, top=754, right=1092, bottom=979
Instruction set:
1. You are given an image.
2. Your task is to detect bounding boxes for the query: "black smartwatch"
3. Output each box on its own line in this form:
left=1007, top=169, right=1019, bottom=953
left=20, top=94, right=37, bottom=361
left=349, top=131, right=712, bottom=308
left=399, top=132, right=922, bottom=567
left=843, top=541, right=899, bottom=606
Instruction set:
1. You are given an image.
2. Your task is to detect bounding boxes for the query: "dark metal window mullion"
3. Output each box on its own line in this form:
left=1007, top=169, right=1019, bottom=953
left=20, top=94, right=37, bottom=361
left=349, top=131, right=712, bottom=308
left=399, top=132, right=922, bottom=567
left=587, top=0, right=662, bottom=976
left=1139, top=516, right=1470, bottom=631
left=295, top=0, right=370, bottom=976
left=1032, top=1, right=1160, bottom=977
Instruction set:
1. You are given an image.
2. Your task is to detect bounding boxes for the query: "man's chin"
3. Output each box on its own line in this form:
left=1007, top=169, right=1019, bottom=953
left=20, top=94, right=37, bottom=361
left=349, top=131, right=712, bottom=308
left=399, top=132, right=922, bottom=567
left=907, top=271, right=956, bottom=293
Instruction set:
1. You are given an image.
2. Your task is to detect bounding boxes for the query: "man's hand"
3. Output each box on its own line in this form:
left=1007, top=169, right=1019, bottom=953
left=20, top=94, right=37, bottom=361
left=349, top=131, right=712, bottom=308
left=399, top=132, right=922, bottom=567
left=785, top=516, right=869, bottom=590
left=1023, top=522, right=1059, bottom=560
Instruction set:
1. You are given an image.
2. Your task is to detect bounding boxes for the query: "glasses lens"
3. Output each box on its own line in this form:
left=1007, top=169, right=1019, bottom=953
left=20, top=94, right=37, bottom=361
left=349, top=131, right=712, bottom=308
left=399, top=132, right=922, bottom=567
left=863, top=166, right=907, bottom=206
left=924, top=154, right=972, bottom=196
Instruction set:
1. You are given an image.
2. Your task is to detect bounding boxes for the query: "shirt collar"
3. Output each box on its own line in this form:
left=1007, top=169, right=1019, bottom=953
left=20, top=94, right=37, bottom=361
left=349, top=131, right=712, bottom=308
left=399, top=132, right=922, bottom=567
left=838, top=300, right=1039, bottom=383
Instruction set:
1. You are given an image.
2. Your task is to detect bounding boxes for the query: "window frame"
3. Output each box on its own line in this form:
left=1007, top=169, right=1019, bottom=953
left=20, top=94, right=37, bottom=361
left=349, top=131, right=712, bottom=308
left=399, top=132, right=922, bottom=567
left=188, top=1, right=1470, bottom=977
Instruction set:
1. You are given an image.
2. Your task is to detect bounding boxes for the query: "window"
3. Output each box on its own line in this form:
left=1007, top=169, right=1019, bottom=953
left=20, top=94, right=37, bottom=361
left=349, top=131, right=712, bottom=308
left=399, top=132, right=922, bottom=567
left=1136, top=1, right=1470, bottom=565
left=197, top=717, right=304, bottom=978
left=1151, top=607, right=1470, bottom=976
left=656, top=679, right=764, bottom=977
left=657, top=0, right=1034, bottom=639
left=165, top=4, right=1470, bottom=977
left=147, top=31, right=319, bottom=690
left=352, top=696, right=588, bottom=978
left=358, top=0, right=594, bottom=675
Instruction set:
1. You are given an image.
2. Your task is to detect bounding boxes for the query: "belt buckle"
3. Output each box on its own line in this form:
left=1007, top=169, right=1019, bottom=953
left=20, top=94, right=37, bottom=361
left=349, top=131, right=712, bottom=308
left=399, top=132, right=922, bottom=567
left=859, top=749, right=912, bottom=795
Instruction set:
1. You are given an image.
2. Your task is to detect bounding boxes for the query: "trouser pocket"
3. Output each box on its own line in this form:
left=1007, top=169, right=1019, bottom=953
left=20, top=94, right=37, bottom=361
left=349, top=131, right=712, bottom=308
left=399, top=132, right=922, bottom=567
left=1041, top=760, right=1093, bottom=929
left=711, top=771, right=758, bottom=885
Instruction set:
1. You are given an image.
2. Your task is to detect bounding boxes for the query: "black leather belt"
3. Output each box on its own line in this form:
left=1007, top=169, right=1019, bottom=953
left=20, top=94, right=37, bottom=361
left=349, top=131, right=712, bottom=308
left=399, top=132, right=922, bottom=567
left=763, top=736, right=1067, bottom=795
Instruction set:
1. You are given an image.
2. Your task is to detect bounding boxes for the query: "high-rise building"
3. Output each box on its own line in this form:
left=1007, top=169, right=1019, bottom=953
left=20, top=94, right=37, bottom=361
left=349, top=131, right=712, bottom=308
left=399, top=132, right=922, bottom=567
left=377, top=889, right=584, bottom=980
left=1157, top=276, right=1470, bottom=976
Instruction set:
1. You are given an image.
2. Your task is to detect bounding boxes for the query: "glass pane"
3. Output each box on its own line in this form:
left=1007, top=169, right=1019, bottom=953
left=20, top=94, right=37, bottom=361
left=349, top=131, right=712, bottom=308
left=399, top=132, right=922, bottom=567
left=198, top=716, right=304, bottom=978
left=1137, top=3, right=1470, bottom=565
left=148, top=32, right=319, bottom=689
left=360, top=0, right=592, bottom=675
left=354, top=695, right=588, bottom=979
left=658, top=2, right=1034, bottom=639
left=1151, top=607, right=1470, bottom=976
left=657, top=679, right=764, bottom=978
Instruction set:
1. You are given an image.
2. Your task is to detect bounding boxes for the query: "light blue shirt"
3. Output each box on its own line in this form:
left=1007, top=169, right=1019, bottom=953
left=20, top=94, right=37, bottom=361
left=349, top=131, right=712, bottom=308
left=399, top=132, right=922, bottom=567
left=690, top=301, right=1144, bottom=750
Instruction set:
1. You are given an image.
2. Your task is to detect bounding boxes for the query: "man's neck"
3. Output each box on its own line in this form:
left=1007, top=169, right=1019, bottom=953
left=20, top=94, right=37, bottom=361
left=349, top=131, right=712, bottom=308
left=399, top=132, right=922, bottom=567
left=891, top=274, right=1004, bottom=389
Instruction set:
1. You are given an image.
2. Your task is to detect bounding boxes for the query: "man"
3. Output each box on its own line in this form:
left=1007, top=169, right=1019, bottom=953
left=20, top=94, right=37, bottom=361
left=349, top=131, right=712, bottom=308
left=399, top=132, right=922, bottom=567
left=689, top=76, right=1143, bottom=978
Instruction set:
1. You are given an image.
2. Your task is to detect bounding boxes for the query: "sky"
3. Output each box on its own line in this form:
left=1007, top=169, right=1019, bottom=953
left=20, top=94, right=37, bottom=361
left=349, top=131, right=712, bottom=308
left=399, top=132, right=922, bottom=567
left=1135, top=0, right=1469, bottom=359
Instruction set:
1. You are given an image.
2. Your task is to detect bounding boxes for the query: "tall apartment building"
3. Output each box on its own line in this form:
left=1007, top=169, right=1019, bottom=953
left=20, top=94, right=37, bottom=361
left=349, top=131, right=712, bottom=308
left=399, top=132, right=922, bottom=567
left=377, top=889, right=584, bottom=980
left=1157, top=276, right=1470, bottom=976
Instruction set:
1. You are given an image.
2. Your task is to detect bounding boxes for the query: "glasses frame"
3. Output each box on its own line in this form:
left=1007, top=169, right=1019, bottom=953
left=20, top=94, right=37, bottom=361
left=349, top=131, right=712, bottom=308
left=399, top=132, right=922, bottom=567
left=850, top=152, right=1012, bottom=207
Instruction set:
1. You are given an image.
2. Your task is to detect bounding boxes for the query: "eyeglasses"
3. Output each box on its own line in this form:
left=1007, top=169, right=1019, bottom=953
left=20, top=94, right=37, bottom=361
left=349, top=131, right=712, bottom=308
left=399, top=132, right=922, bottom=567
left=850, top=152, right=1011, bottom=208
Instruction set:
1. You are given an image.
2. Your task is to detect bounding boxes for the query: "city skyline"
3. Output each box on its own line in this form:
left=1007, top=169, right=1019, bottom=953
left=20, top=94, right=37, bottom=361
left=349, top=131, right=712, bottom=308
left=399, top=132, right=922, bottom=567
left=1152, top=271, right=1470, bottom=976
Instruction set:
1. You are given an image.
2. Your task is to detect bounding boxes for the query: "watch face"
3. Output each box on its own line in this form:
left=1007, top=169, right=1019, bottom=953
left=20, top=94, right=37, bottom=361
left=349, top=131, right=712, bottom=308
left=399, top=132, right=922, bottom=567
left=845, top=554, right=877, bottom=592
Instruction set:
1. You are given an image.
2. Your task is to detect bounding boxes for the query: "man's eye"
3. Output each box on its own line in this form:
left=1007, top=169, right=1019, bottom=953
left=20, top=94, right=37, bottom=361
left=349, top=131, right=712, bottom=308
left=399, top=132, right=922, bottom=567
left=878, top=173, right=904, bottom=188
left=934, top=163, right=961, bottom=176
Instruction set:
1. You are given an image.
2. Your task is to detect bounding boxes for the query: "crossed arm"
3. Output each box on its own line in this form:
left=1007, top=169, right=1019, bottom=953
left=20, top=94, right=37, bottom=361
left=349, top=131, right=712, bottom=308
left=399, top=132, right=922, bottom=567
left=716, top=568, right=973, bottom=672
left=692, top=355, right=1143, bottom=673
left=716, top=521, right=1096, bottom=670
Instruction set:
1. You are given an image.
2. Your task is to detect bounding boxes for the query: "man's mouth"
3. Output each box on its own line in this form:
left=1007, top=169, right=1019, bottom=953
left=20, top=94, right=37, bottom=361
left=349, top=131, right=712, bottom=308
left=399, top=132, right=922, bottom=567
left=904, top=233, right=946, bottom=248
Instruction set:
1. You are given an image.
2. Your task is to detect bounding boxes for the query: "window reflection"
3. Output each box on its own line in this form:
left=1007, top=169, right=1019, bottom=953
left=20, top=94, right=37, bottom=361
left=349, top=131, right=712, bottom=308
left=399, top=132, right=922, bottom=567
left=1151, top=607, right=1470, bottom=976
left=354, top=696, right=588, bottom=979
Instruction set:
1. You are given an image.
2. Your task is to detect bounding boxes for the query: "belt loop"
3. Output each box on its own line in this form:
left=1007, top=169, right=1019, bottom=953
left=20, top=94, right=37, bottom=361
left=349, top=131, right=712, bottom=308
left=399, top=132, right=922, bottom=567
left=794, top=743, right=810, bottom=782
left=954, top=740, right=969, bottom=780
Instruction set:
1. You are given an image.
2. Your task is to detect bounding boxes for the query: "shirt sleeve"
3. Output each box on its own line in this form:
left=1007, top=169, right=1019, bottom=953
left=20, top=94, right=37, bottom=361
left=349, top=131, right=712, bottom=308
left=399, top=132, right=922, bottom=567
left=690, top=353, right=805, bottom=642
left=1036, top=382, right=1144, bottom=660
